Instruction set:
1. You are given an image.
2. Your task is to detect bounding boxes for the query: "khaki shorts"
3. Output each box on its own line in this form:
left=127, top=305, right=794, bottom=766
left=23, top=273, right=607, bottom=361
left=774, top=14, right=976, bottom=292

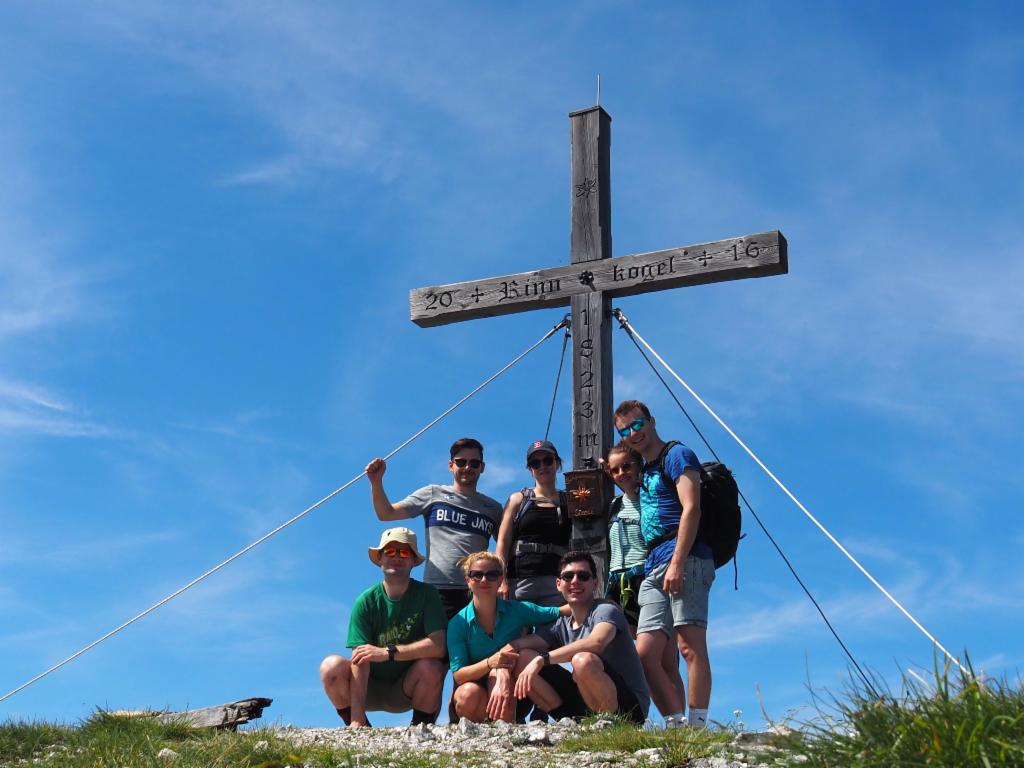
left=365, top=672, right=414, bottom=713
left=637, top=556, right=714, bottom=633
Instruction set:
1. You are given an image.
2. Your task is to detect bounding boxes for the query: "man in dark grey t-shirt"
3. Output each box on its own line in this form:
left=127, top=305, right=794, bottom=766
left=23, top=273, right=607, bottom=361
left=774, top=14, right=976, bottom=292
left=366, top=438, right=503, bottom=620
left=506, top=551, right=650, bottom=723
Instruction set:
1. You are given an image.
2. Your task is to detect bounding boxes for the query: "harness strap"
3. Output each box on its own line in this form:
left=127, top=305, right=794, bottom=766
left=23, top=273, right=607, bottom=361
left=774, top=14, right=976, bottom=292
left=645, top=527, right=678, bottom=553
left=514, top=541, right=568, bottom=556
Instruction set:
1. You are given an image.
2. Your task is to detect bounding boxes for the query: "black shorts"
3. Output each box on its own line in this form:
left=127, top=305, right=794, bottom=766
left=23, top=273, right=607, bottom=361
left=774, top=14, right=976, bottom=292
left=539, top=660, right=645, bottom=724
left=448, top=673, right=532, bottom=723
left=436, top=587, right=472, bottom=622
left=606, top=571, right=643, bottom=629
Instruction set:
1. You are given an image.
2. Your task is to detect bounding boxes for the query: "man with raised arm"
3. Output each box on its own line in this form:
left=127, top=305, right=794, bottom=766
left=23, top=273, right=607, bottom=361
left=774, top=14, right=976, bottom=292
left=613, top=399, right=714, bottom=729
left=508, top=551, right=650, bottom=724
left=366, top=438, right=504, bottom=620
left=319, top=527, right=446, bottom=728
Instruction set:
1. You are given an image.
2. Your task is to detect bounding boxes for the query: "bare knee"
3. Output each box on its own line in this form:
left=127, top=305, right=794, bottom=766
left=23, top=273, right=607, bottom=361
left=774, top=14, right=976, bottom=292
left=413, top=658, right=446, bottom=682
left=454, top=682, right=486, bottom=711
left=677, top=628, right=709, bottom=666
left=570, top=651, right=603, bottom=679
left=320, top=654, right=350, bottom=686
left=636, top=631, right=666, bottom=667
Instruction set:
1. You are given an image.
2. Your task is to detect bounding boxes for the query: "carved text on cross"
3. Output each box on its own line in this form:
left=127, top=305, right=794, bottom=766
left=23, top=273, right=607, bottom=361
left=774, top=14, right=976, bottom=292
left=408, top=106, right=787, bottom=473
left=408, top=104, right=787, bottom=583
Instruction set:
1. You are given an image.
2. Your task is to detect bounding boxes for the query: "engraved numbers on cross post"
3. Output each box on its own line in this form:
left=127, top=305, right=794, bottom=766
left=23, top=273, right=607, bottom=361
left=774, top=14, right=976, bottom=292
left=576, top=307, right=596, bottom=429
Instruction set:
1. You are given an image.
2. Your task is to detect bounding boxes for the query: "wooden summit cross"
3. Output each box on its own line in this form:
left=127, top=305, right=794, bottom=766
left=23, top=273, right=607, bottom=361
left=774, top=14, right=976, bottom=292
left=409, top=105, right=787, bottom=575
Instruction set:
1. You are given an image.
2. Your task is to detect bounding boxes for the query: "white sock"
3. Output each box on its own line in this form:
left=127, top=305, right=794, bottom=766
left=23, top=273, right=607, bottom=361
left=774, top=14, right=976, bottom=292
left=687, top=708, right=708, bottom=728
left=665, top=711, right=686, bottom=728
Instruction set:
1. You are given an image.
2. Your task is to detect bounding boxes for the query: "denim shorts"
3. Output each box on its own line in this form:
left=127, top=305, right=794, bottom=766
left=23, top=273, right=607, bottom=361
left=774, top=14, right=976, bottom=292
left=636, top=556, right=714, bottom=633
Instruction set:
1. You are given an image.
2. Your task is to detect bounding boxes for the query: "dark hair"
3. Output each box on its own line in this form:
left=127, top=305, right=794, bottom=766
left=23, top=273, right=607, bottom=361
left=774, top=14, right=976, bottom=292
left=606, top=443, right=642, bottom=467
left=450, top=437, right=484, bottom=460
left=614, top=399, right=652, bottom=421
left=557, top=550, right=598, bottom=577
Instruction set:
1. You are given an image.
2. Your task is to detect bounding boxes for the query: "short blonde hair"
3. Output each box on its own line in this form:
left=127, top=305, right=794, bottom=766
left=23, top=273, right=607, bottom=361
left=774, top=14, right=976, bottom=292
left=457, top=551, right=504, bottom=577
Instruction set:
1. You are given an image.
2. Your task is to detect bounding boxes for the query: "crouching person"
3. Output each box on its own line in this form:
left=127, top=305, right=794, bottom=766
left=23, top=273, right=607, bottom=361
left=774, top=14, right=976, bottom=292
left=320, top=527, right=447, bottom=727
left=447, top=551, right=564, bottom=723
left=510, top=551, right=650, bottom=724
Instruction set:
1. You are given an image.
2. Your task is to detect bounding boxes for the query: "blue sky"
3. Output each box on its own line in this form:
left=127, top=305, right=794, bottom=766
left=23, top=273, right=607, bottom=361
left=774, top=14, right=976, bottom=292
left=2, top=1, right=1022, bottom=729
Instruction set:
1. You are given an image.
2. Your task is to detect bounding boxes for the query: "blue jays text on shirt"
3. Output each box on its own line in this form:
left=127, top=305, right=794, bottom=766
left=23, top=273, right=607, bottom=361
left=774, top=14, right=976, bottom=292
left=425, top=503, right=496, bottom=536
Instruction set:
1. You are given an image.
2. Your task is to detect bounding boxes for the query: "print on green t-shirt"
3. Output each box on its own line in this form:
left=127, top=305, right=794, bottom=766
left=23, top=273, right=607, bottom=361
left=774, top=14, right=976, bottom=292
left=346, top=580, right=446, bottom=682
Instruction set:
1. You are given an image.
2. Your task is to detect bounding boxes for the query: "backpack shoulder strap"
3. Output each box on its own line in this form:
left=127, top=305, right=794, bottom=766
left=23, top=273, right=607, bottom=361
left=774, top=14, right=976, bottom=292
left=512, top=487, right=535, bottom=539
left=608, top=494, right=625, bottom=523
left=650, top=440, right=681, bottom=487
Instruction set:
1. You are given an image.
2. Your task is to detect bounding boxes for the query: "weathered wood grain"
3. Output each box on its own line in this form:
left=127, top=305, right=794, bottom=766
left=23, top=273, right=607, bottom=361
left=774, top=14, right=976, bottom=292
left=155, top=697, right=273, bottom=729
left=569, top=106, right=614, bottom=474
left=568, top=107, right=615, bottom=591
left=409, top=230, right=787, bottom=327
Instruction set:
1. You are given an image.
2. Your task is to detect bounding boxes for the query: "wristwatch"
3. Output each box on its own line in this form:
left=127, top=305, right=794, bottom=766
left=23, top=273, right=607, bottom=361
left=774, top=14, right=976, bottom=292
left=539, top=650, right=551, bottom=665
left=387, top=644, right=398, bottom=662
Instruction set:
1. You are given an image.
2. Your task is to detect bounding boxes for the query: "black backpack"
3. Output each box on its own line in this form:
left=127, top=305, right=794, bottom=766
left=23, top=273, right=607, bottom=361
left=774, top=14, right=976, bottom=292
left=648, top=441, right=742, bottom=569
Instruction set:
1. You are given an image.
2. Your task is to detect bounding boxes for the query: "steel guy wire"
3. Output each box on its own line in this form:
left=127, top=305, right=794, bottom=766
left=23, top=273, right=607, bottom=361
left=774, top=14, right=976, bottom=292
left=613, top=307, right=874, bottom=692
left=612, top=308, right=969, bottom=679
left=0, top=316, right=570, bottom=705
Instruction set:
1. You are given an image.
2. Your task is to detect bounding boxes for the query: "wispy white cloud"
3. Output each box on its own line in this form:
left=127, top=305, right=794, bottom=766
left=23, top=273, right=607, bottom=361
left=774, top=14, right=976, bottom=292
left=170, top=409, right=279, bottom=444
left=715, top=534, right=1021, bottom=654
left=0, top=138, right=85, bottom=344
left=26, top=1, right=587, bottom=193
left=0, top=377, right=126, bottom=439
left=480, top=457, right=519, bottom=488
left=0, top=529, right=181, bottom=569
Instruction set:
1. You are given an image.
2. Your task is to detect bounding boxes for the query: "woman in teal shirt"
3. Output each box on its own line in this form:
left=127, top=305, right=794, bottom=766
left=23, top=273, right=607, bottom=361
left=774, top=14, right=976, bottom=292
left=447, top=550, right=562, bottom=722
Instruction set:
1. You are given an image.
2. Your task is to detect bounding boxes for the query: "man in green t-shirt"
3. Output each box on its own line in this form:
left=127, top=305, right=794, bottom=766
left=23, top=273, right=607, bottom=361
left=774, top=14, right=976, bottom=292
left=319, top=527, right=447, bottom=727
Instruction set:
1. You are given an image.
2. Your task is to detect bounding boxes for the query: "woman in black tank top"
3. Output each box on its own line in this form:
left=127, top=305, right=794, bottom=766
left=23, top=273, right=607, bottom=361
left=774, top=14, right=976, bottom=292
left=495, top=440, right=571, bottom=607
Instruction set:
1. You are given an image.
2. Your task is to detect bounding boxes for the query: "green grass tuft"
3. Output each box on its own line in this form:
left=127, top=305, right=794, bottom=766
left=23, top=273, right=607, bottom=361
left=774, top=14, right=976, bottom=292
left=556, top=715, right=734, bottom=764
left=0, top=720, right=71, bottom=763
left=781, top=657, right=1024, bottom=767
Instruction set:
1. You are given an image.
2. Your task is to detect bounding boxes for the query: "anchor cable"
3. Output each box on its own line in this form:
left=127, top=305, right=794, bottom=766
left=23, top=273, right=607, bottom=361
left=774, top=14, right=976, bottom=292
left=544, top=316, right=572, bottom=441
left=613, top=308, right=873, bottom=691
left=0, top=316, right=570, bottom=705
left=612, top=308, right=969, bottom=679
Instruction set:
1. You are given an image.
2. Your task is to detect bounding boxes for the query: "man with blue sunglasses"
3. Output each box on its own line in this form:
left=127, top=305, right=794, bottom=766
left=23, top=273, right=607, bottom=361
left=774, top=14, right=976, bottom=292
left=613, top=399, right=714, bottom=730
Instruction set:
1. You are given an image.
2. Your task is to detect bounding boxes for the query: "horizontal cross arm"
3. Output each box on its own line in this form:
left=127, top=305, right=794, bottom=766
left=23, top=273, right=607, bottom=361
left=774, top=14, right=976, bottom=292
left=410, top=230, right=787, bottom=327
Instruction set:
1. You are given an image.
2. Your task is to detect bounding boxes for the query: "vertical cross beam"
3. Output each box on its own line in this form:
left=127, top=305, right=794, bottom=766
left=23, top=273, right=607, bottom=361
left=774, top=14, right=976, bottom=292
left=569, top=106, right=614, bottom=470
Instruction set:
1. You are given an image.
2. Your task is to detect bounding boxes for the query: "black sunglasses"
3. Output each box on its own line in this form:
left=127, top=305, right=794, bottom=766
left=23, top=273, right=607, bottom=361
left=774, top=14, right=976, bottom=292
left=558, top=570, right=594, bottom=582
left=528, top=455, right=556, bottom=469
left=452, top=458, right=483, bottom=469
left=468, top=569, right=502, bottom=582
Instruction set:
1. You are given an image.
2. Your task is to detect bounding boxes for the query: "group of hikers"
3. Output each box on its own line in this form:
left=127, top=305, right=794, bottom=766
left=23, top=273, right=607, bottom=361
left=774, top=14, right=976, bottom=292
left=319, top=399, right=714, bottom=729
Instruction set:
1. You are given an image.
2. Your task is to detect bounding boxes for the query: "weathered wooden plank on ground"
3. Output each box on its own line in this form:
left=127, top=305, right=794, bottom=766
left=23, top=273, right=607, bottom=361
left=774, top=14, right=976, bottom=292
left=154, top=697, right=273, bottom=729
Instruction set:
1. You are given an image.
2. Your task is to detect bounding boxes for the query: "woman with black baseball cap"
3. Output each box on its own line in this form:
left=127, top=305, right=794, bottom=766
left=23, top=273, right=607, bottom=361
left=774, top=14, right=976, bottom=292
left=494, top=440, right=571, bottom=607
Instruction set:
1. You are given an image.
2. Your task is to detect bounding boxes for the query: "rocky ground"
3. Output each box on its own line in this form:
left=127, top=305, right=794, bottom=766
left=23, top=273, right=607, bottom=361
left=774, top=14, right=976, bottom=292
left=272, top=717, right=797, bottom=768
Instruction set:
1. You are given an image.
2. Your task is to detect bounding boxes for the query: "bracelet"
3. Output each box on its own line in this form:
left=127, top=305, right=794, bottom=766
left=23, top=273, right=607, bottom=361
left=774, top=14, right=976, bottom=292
left=539, top=650, right=551, bottom=666
left=387, top=644, right=398, bottom=662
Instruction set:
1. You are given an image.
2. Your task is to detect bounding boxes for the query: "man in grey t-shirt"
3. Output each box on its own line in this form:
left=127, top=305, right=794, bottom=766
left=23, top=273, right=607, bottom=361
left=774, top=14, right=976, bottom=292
left=507, top=551, right=650, bottom=723
left=366, top=438, right=503, bottom=620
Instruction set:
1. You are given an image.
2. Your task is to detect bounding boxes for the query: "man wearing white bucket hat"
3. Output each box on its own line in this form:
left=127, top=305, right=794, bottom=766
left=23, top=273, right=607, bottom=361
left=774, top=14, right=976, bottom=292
left=319, top=527, right=447, bottom=728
